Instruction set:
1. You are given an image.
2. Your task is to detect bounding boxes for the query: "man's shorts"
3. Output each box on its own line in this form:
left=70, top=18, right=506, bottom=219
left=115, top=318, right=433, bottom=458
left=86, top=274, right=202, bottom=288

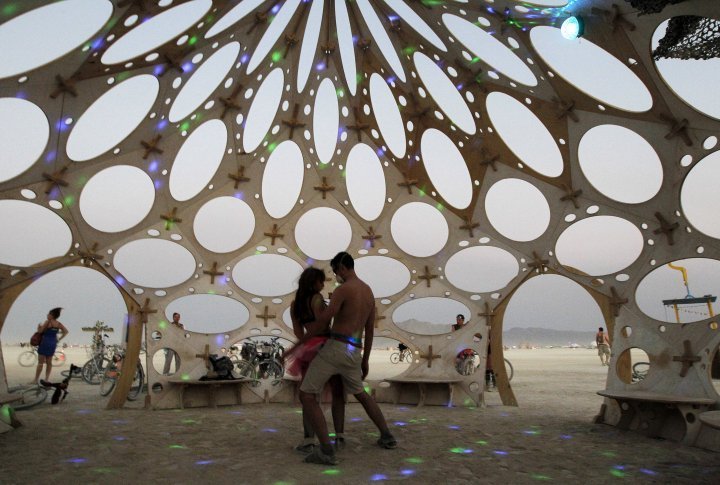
left=598, top=344, right=611, bottom=356
left=299, top=339, right=364, bottom=395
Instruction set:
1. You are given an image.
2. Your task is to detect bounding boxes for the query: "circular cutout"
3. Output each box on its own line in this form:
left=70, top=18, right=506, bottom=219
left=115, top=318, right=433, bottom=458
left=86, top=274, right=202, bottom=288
left=354, top=256, right=411, bottom=298
left=486, top=92, right=563, bottom=177
left=391, top=202, right=448, bottom=257
left=113, top=239, right=196, bottom=288
left=556, top=216, right=643, bottom=276
left=166, top=294, right=250, bottom=333
left=485, top=178, right=550, bottom=242
left=193, top=196, right=255, bottom=253
left=295, top=207, right=352, bottom=260
left=445, top=246, right=519, bottom=293
left=420, top=129, right=472, bottom=209
left=0, top=98, right=49, bottom=182
left=152, top=349, right=181, bottom=376
left=170, top=119, right=227, bottom=201
left=681, top=150, right=720, bottom=239
left=231, top=254, right=303, bottom=296
left=345, top=143, right=386, bottom=221
left=0, top=200, right=72, bottom=266
left=617, top=348, right=650, bottom=384
left=80, top=165, right=155, bottom=233
left=578, top=125, right=663, bottom=204
left=393, top=297, right=470, bottom=335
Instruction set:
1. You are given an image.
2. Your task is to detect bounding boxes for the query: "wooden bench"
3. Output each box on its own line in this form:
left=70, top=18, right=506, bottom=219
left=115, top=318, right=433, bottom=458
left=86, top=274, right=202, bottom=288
left=169, top=378, right=253, bottom=409
left=597, top=390, right=715, bottom=445
left=385, top=377, right=462, bottom=407
left=699, top=410, right=720, bottom=430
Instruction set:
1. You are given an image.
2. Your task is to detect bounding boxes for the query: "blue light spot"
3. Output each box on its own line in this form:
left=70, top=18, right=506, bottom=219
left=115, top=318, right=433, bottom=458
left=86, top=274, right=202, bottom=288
left=182, top=62, right=194, bottom=73
left=271, top=4, right=281, bottom=14
left=263, top=428, right=278, bottom=433
left=115, top=276, right=126, bottom=285
left=640, top=468, right=658, bottom=476
left=153, top=65, right=164, bottom=76
left=46, top=150, right=57, bottom=162
left=157, top=119, right=169, bottom=131
left=148, top=160, right=159, bottom=172
left=448, top=425, right=460, bottom=430
left=350, top=417, right=363, bottom=422
left=241, top=54, right=249, bottom=63
left=195, top=460, right=213, bottom=465
left=494, top=450, right=508, bottom=456
left=560, top=434, right=572, bottom=440
left=370, top=474, right=388, bottom=481
left=215, top=334, right=224, bottom=346
left=112, top=436, right=126, bottom=441
left=65, top=458, right=87, bottom=464
left=393, top=421, right=407, bottom=427
left=154, top=179, right=163, bottom=190
left=400, top=469, right=415, bottom=476
left=91, top=38, right=104, bottom=50
left=15, top=91, right=27, bottom=100
left=316, top=62, right=326, bottom=71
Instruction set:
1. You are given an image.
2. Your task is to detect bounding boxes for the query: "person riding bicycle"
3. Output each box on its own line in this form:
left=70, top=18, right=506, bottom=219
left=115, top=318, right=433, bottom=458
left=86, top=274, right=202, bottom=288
left=398, top=342, right=408, bottom=362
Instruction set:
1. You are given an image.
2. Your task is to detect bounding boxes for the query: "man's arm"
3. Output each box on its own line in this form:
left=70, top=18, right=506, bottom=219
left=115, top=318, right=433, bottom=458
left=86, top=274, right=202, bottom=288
left=361, top=305, right=375, bottom=379
left=307, top=286, right=344, bottom=334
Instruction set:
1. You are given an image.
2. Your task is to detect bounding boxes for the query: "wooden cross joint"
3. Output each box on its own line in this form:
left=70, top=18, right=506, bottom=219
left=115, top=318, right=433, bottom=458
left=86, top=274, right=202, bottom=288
left=161, top=52, right=184, bottom=75
left=406, top=93, right=429, bottom=120
left=160, top=207, right=182, bottom=230
left=672, top=340, right=701, bottom=377
left=460, top=217, right=480, bottom=238
left=314, top=177, right=335, bottom=200
left=362, top=226, right=382, bottom=248
left=284, top=33, right=299, bottom=57
left=219, top=96, right=242, bottom=119
left=140, top=134, right=163, bottom=159
left=608, top=286, right=628, bottom=317
left=78, top=242, right=104, bottom=265
left=118, top=0, right=149, bottom=11
left=228, top=166, right=250, bottom=189
left=389, top=19, right=402, bottom=34
left=42, top=166, right=69, bottom=195
left=653, top=212, right=679, bottom=246
left=195, top=344, right=212, bottom=371
left=418, top=265, right=438, bottom=288
left=264, top=224, right=284, bottom=245
left=256, top=306, right=276, bottom=328
left=137, top=298, right=157, bottom=324
left=552, top=97, right=579, bottom=122
left=479, top=302, right=495, bottom=326
left=50, top=75, right=78, bottom=99
left=203, top=262, right=224, bottom=285
left=357, top=38, right=372, bottom=52
left=479, top=148, right=499, bottom=171
left=321, top=42, right=336, bottom=58
left=247, top=11, right=268, bottom=34
left=397, top=172, right=419, bottom=195
left=658, top=114, right=692, bottom=147
left=282, top=103, right=306, bottom=139
left=560, top=184, right=583, bottom=209
left=528, top=251, right=549, bottom=273
left=348, top=106, right=369, bottom=142
left=374, top=308, right=386, bottom=329
left=418, top=345, right=441, bottom=368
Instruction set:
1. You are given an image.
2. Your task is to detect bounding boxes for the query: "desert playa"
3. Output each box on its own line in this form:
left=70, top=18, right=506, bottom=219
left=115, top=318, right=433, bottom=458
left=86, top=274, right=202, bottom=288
left=1, top=346, right=717, bottom=484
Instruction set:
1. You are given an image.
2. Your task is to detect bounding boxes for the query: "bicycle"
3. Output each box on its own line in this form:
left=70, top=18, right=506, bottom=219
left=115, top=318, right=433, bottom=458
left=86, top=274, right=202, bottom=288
left=390, top=348, right=413, bottom=364
left=99, top=347, right=145, bottom=401
left=4, top=384, right=48, bottom=410
left=17, top=346, right=66, bottom=367
left=632, top=361, right=650, bottom=383
left=81, top=334, right=112, bottom=385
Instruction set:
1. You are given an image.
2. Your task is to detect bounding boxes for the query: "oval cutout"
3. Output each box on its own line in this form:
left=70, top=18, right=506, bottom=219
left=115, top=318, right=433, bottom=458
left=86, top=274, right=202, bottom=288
left=296, top=0, right=324, bottom=93
left=205, top=0, right=265, bottom=38
left=66, top=75, right=159, bottom=162
left=262, top=140, right=304, bottom=218
left=445, top=246, right=519, bottom=293
left=530, top=26, right=652, bottom=112
left=556, top=216, right=643, bottom=276
left=0, top=98, right=49, bottom=182
left=0, top=0, right=112, bottom=79
left=414, top=52, right=475, bottom=135
left=193, top=196, right=255, bottom=253
left=166, top=294, right=250, bottom=333
left=313, top=78, right=339, bottom=164
left=80, top=165, right=155, bottom=233
left=355, top=256, right=411, bottom=298
left=0, top=200, right=72, bottom=266
left=442, top=14, right=537, bottom=86
left=231, top=254, right=303, bottom=296
left=246, top=0, right=301, bottom=73
left=336, top=0, right=357, bottom=96
left=113, top=239, right=196, bottom=288
left=485, top=178, right=550, bottom=242
left=295, top=208, right=352, bottom=260
left=102, top=0, right=212, bottom=64
left=681, top=150, right=720, bottom=239
left=486, top=91, right=563, bottom=177
left=370, top=73, right=406, bottom=158
left=169, top=42, right=240, bottom=122
left=391, top=202, right=449, bottom=257
left=636, top=258, right=720, bottom=323
left=346, top=143, right=386, bottom=221
left=243, top=68, right=284, bottom=152
left=170, top=119, right=227, bottom=201
left=356, top=0, right=406, bottom=82
left=579, top=125, right=663, bottom=204
left=393, top=297, right=471, bottom=335
left=384, top=0, right=446, bottom=51
left=420, top=128, right=472, bottom=209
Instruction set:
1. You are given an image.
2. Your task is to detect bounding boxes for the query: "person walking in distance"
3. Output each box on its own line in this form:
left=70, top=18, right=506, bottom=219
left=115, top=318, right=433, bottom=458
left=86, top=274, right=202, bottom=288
left=596, top=327, right=611, bottom=366
left=299, top=252, right=397, bottom=465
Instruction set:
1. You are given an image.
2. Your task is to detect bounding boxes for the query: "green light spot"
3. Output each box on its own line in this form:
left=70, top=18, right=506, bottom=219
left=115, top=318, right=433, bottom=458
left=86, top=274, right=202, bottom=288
left=268, top=142, right=277, bottom=153
left=329, top=432, right=336, bottom=437
left=322, top=469, right=341, bottom=475
left=531, top=474, right=551, bottom=481
left=181, top=374, right=191, bottom=381
left=418, top=189, right=426, bottom=197
left=336, top=88, right=344, bottom=98
left=364, top=385, right=371, bottom=394
left=475, top=440, right=488, bottom=446
left=169, top=444, right=186, bottom=449
left=601, top=451, right=617, bottom=458
left=405, top=457, right=423, bottom=464
left=273, top=482, right=295, bottom=485
left=355, top=73, right=363, bottom=85
left=402, top=46, right=416, bottom=56
left=117, top=71, right=130, bottom=82
left=450, top=447, right=466, bottom=454
left=78, top=176, right=88, bottom=186
left=92, top=468, right=114, bottom=474
left=188, top=36, right=198, bottom=46
left=63, top=195, right=75, bottom=207
left=2, top=4, right=18, bottom=16
left=208, top=290, right=216, bottom=295
left=158, top=321, right=168, bottom=330
left=181, top=419, right=197, bottom=424
left=180, top=122, right=190, bottom=132
left=610, top=469, right=625, bottom=478
left=435, top=203, right=444, bottom=211
left=271, top=51, right=282, bottom=62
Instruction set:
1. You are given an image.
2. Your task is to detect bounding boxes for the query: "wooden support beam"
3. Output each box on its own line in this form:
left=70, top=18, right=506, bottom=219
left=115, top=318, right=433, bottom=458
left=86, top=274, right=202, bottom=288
left=362, top=226, right=382, bottom=248
left=659, top=114, right=692, bottom=146
left=609, top=287, right=628, bottom=318
left=418, top=265, right=438, bottom=288
left=256, top=306, right=276, bottom=327
left=137, top=298, right=157, bottom=324
left=479, top=148, right=499, bottom=172
left=347, top=107, right=369, bottom=142
left=314, top=177, right=335, bottom=199
left=228, top=166, right=250, bottom=189
left=264, top=224, right=284, bottom=245
left=49, top=75, right=78, bottom=99
left=460, top=217, right=480, bottom=238
left=560, top=184, right=583, bottom=209
left=552, top=97, right=579, bottom=122
left=140, top=134, right=163, bottom=159
left=672, top=340, right=701, bottom=377
left=160, top=207, right=182, bottom=230
left=282, top=103, right=305, bottom=139
left=397, top=172, right=418, bottom=194
left=418, top=345, right=441, bottom=368
left=653, top=212, right=679, bottom=246
left=42, top=166, right=69, bottom=195
left=527, top=251, right=549, bottom=273
left=479, top=302, right=495, bottom=327
left=78, top=242, right=104, bottom=266
left=203, top=262, right=224, bottom=285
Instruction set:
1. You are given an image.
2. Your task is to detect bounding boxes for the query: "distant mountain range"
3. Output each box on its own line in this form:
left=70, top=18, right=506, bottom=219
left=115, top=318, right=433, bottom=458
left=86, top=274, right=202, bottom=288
left=502, top=327, right=596, bottom=347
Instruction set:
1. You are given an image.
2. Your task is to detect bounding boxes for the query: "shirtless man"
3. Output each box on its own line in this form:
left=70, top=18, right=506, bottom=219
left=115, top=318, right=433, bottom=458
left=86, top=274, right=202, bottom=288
left=596, top=327, right=611, bottom=366
left=163, top=313, right=184, bottom=375
left=299, top=252, right=396, bottom=465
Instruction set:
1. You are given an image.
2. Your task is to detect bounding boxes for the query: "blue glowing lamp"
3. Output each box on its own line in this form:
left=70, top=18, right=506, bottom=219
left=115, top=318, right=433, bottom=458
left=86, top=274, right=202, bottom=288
left=561, top=16, right=584, bottom=40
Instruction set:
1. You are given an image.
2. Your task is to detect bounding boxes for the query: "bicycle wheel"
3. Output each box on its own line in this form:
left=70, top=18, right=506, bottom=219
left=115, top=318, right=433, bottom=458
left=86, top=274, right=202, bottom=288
left=267, top=360, right=284, bottom=380
left=9, top=386, right=48, bottom=410
left=18, top=351, right=37, bottom=367
left=390, top=352, right=400, bottom=364
left=53, top=351, right=66, bottom=367
left=403, top=350, right=414, bottom=362
left=236, top=360, right=256, bottom=379
left=632, top=361, right=650, bottom=382
left=82, top=357, right=111, bottom=385
left=504, top=358, right=514, bottom=382
left=127, top=363, right=144, bottom=401
left=99, top=367, right=118, bottom=396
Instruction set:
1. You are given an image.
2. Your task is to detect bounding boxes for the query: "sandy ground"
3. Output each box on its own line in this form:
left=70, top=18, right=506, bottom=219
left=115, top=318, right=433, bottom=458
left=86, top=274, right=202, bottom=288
left=1, top=347, right=718, bottom=484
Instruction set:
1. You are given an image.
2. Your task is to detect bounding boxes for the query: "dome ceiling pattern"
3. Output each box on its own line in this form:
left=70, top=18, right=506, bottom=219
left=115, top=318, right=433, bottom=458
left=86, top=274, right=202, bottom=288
left=1, top=0, right=719, bottom=365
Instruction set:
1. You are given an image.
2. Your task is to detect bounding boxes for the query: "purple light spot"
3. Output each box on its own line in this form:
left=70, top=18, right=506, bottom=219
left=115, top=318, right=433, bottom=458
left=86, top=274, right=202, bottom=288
left=316, top=62, right=326, bottom=71
left=371, top=474, right=388, bottom=481
left=91, top=38, right=104, bottom=50
left=115, top=276, right=126, bottom=285
left=613, top=465, right=626, bottom=470
left=398, top=406, right=408, bottom=411
left=494, top=450, right=508, bottom=456
left=448, top=425, right=460, bottom=430
left=376, top=148, right=384, bottom=157
left=112, top=419, right=128, bottom=425
left=195, top=460, right=213, bottom=465
left=394, top=421, right=407, bottom=427
left=388, top=15, right=399, bottom=21
left=153, top=65, right=164, bottom=76
left=400, top=469, right=415, bottom=476
left=241, top=54, right=249, bottom=63
left=215, top=334, right=224, bottom=346
left=112, top=436, right=127, bottom=441
left=305, top=258, right=316, bottom=266
left=640, top=469, right=658, bottom=476
left=271, top=4, right=281, bottom=14
left=182, top=62, right=194, bottom=73
left=157, top=119, right=169, bottom=131
left=227, top=410, right=242, bottom=415
left=154, top=179, right=163, bottom=190
left=46, top=150, right=57, bottom=162
left=500, top=413, right=509, bottom=417
left=15, top=91, right=27, bottom=100
left=76, top=409, right=94, bottom=414
left=65, top=458, right=87, bottom=464
left=350, top=417, right=363, bottom=422
left=560, top=434, right=572, bottom=440
left=55, top=119, right=69, bottom=132
left=263, top=428, right=278, bottom=433
left=148, top=160, right=159, bottom=172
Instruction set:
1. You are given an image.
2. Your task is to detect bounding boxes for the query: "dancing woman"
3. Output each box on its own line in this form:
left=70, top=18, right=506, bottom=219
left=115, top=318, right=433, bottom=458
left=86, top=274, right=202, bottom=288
left=288, top=267, right=345, bottom=453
